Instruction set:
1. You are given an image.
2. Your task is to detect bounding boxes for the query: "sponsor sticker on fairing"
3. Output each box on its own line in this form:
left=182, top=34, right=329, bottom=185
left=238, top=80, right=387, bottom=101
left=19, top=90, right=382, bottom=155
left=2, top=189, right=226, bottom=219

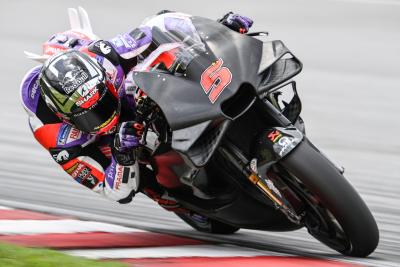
left=265, top=179, right=282, bottom=198
left=250, top=158, right=258, bottom=174
left=277, top=136, right=297, bottom=157
left=268, top=130, right=282, bottom=143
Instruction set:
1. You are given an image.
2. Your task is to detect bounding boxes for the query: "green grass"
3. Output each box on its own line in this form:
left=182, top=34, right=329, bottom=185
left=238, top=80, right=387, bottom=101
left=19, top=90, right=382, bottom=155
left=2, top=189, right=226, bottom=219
left=0, top=243, right=128, bottom=267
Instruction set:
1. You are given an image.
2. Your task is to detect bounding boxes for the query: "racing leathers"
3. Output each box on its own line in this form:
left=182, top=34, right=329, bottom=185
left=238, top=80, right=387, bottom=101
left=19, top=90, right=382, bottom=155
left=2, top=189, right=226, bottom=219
left=20, top=12, right=253, bottom=206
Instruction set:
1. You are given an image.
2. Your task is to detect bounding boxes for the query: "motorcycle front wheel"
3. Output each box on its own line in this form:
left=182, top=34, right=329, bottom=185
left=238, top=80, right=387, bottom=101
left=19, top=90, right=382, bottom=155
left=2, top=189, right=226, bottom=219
left=279, top=139, right=379, bottom=257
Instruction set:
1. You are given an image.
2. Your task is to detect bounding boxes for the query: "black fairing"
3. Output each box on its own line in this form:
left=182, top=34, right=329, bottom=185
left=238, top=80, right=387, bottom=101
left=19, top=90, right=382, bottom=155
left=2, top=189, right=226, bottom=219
left=131, top=17, right=306, bottom=230
left=132, top=17, right=263, bottom=131
left=132, top=16, right=302, bottom=167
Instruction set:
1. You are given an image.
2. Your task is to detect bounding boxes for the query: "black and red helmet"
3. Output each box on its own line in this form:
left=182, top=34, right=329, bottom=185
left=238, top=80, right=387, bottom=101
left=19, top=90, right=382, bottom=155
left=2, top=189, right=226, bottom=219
left=39, top=50, right=120, bottom=134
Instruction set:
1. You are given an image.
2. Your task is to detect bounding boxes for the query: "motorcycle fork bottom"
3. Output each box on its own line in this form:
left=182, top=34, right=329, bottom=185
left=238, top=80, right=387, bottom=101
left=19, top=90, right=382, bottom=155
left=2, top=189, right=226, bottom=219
left=219, top=143, right=304, bottom=225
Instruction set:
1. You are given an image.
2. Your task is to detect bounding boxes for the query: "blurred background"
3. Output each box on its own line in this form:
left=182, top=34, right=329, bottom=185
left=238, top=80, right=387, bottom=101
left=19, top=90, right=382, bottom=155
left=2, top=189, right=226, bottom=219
left=0, top=0, right=399, bottom=266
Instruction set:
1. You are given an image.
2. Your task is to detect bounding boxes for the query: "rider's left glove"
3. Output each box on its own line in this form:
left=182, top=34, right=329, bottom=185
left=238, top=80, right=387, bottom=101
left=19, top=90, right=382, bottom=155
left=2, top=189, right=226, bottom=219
left=113, top=121, right=144, bottom=166
left=219, top=12, right=253, bottom=34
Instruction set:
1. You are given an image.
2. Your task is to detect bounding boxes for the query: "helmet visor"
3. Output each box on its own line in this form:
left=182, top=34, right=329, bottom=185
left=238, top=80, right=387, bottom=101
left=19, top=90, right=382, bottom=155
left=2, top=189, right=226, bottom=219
left=69, top=86, right=120, bottom=133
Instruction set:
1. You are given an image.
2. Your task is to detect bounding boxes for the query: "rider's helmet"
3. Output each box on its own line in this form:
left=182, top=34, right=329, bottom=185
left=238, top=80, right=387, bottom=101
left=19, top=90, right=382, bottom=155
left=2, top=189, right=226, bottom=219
left=39, top=50, right=120, bottom=134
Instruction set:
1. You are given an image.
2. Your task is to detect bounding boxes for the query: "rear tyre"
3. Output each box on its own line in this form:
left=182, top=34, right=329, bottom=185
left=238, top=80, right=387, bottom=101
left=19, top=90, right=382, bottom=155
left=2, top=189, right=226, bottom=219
left=176, top=212, right=240, bottom=234
left=280, top=139, right=379, bottom=257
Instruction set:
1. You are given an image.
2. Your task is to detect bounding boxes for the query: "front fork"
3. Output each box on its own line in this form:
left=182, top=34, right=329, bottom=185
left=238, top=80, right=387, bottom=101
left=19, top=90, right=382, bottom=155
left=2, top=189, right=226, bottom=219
left=219, top=126, right=304, bottom=224
left=218, top=84, right=344, bottom=223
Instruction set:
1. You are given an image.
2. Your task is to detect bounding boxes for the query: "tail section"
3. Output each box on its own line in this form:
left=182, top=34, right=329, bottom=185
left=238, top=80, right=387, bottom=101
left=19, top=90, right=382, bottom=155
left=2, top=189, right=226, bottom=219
left=24, top=7, right=99, bottom=63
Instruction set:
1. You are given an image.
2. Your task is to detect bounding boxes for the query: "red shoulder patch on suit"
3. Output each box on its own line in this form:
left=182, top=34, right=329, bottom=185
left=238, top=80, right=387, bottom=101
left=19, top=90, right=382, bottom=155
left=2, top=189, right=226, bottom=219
left=33, top=123, right=62, bottom=149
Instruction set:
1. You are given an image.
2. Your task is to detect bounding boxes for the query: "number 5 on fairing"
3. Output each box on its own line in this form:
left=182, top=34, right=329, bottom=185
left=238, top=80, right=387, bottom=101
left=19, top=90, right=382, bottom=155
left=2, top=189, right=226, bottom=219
left=200, top=58, right=232, bottom=103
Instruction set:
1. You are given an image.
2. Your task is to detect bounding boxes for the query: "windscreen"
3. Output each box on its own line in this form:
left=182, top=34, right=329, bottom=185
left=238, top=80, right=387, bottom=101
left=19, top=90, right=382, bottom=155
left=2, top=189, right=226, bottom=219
left=134, top=27, right=206, bottom=73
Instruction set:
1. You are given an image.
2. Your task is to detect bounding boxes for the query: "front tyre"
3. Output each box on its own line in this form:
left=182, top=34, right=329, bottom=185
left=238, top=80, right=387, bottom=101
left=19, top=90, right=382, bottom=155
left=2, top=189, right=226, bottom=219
left=280, top=139, right=379, bottom=257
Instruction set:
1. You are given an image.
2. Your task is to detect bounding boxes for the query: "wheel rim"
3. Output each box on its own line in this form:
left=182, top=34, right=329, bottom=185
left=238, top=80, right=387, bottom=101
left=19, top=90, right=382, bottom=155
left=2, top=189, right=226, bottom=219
left=275, top=167, right=352, bottom=253
left=304, top=201, right=351, bottom=252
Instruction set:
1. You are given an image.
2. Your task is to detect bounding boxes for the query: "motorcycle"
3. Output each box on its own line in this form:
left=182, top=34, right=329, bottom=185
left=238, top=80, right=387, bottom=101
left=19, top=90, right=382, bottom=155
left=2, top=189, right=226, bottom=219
left=130, top=16, right=379, bottom=257
left=25, top=8, right=379, bottom=257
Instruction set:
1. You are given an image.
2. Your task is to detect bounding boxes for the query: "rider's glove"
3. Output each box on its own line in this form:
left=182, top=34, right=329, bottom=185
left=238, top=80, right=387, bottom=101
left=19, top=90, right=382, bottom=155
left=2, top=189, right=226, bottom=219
left=113, top=121, right=144, bottom=166
left=219, top=12, right=253, bottom=34
left=115, top=121, right=143, bottom=152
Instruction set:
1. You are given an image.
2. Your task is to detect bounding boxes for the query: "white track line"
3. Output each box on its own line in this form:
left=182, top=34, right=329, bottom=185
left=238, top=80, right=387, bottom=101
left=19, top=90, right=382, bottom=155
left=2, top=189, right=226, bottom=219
left=65, top=244, right=285, bottom=259
left=0, top=219, right=145, bottom=235
left=0, top=206, right=13, bottom=210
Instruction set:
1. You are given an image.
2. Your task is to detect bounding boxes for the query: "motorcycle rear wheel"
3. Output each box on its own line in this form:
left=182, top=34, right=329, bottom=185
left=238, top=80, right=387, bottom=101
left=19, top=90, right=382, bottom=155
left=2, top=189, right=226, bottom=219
left=279, top=139, right=379, bottom=257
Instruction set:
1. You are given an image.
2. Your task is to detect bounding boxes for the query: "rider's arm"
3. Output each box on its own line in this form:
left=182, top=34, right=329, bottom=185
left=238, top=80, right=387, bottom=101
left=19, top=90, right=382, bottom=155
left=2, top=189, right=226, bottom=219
left=97, top=12, right=198, bottom=74
left=20, top=67, right=138, bottom=203
left=100, top=11, right=253, bottom=71
left=87, top=26, right=153, bottom=76
left=87, top=12, right=253, bottom=78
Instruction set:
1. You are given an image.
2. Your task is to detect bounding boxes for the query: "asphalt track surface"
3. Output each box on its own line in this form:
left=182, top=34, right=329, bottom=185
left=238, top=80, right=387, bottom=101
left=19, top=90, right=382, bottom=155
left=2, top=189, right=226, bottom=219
left=0, top=0, right=399, bottom=266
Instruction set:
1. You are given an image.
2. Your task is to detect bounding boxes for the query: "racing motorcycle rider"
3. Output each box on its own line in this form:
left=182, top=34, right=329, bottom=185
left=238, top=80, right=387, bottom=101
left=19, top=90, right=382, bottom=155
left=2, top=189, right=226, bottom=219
left=20, top=11, right=253, bottom=210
